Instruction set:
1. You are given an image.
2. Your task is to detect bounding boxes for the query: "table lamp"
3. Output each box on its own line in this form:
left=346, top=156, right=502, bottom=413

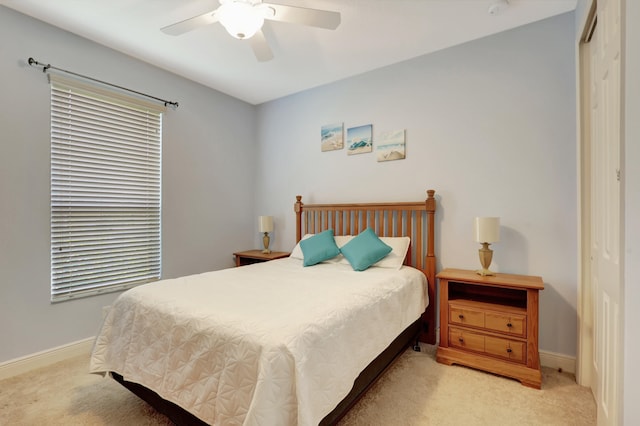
left=259, top=216, right=274, bottom=254
left=473, top=217, right=500, bottom=276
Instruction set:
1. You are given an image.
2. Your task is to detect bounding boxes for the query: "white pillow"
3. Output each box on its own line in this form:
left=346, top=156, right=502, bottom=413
left=373, top=236, right=411, bottom=269
left=290, top=234, right=354, bottom=262
left=321, top=235, right=354, bottom=264
left=289, top=234, right=313, bottom=259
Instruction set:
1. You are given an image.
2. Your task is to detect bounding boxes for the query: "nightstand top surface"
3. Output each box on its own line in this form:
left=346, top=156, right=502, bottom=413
left=437, top=268, right=544, bottom=290
left=233, top=250, right=290, bottom=260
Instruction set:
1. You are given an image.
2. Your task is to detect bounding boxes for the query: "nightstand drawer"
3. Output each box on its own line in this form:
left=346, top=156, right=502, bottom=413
left=449, top=305, right=484, bottom=328
left=485, top=336, right=526, bottom=363
left=449, top=327, right=485, bottom=353
left=485, top=312, right=526, bottom=337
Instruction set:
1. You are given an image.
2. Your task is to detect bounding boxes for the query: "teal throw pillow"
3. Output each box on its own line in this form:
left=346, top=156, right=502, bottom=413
left=299, top=229, right=340, bottom=266
left=340, top=228, right=392, bottom=271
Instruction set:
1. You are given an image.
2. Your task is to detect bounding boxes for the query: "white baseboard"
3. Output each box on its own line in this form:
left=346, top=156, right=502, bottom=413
left=0, top=337, right=95, bottom=381
left=540, top=349, right=576, bottom=374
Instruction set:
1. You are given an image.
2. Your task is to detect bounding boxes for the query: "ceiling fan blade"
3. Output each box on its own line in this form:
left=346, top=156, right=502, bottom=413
left=249, top=29, right=274, bottom=62
left=264, top=3, right=340, bottom=30
left=161, top=10, right=219, bottom=36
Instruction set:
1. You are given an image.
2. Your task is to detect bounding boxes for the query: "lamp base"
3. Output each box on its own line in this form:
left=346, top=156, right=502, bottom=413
left=477, top=243, right=495, bottom=276
left=262, top=233, right=271, bottom=254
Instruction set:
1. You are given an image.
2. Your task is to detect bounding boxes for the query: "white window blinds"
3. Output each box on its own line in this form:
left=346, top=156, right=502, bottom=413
left=50, top=75, right=163, bottom=302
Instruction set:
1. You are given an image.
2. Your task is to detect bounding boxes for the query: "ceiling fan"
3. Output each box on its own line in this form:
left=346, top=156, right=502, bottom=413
left=161, top=0, right=341, bottom=62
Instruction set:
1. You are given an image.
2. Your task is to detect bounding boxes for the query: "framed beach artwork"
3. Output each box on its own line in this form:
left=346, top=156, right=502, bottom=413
left=321, top=122, right=344, bottom=152
left=376, top=129, right=406, bottom=162
left=347, top=124, right=373, bottom=155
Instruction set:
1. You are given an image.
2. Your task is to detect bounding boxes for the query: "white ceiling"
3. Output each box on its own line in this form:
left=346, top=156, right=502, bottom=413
left=2, top=0, right=577, bottom=105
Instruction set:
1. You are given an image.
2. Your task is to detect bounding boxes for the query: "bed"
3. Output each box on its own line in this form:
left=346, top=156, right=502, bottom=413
left=89, top=190, right=437, bottom=425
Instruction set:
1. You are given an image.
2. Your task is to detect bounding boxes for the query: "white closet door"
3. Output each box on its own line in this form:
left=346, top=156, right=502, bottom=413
left=589, top=0, right=623, bottom=423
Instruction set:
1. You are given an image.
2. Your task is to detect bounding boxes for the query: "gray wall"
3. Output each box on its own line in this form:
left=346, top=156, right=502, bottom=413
left=0, top=7, right=581, bottom=363
left=255, top=13, right=578, bottom=356
left=0, top=6, right=257, bottom=363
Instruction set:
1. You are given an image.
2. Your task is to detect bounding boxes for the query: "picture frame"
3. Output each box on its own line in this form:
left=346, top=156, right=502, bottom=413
left=376, top=129, right=406, bottom=162
left=321, top=122, right=344, bottom=152
left=347, top=124, right=373, bottom=155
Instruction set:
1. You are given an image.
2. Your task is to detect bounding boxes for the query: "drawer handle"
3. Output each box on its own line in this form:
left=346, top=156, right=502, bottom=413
left=458, top=337, right=464, bottom=343
left=506, top=348, right=513, bottom=353
left=458, top=314, right=464, bottom=320
left=507, top=322, right=513, bottom=328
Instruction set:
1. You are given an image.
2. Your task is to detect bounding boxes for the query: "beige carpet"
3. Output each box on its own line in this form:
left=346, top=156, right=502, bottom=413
left=0, top=344, right=595, bottom=425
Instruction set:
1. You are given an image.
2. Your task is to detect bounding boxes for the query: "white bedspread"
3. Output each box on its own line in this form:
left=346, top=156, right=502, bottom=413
left=89, top=258, right=427, bottom=425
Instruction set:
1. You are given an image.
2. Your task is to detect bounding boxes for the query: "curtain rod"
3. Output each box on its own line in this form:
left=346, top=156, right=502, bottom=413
left=27, top=57, right=179, bottom=108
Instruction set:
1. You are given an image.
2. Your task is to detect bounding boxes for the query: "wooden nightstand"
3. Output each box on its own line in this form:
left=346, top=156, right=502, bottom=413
left=233, top=250, right=290, bottom=267
left=436, top=268, right=544, bottom=389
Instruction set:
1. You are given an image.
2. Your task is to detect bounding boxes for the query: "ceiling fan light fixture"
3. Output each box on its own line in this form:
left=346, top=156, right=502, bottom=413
left=217, top=1, right=264, bottom=39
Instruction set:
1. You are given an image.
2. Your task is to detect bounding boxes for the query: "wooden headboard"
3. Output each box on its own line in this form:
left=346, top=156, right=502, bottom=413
left=294, top=189, right=437, bottom=344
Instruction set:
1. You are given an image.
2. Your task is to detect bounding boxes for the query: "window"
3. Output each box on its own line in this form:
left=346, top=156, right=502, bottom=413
left=50, top=75, right=163, bottom=302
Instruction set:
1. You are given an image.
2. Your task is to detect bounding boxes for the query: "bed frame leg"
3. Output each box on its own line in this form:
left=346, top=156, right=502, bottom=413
left=413, top=337, right=421, bottom=352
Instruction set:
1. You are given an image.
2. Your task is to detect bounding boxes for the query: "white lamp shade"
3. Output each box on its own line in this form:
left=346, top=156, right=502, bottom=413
left=259, top=216, right=274, bottom=233
left=474, top=217, right=500, bottom=243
